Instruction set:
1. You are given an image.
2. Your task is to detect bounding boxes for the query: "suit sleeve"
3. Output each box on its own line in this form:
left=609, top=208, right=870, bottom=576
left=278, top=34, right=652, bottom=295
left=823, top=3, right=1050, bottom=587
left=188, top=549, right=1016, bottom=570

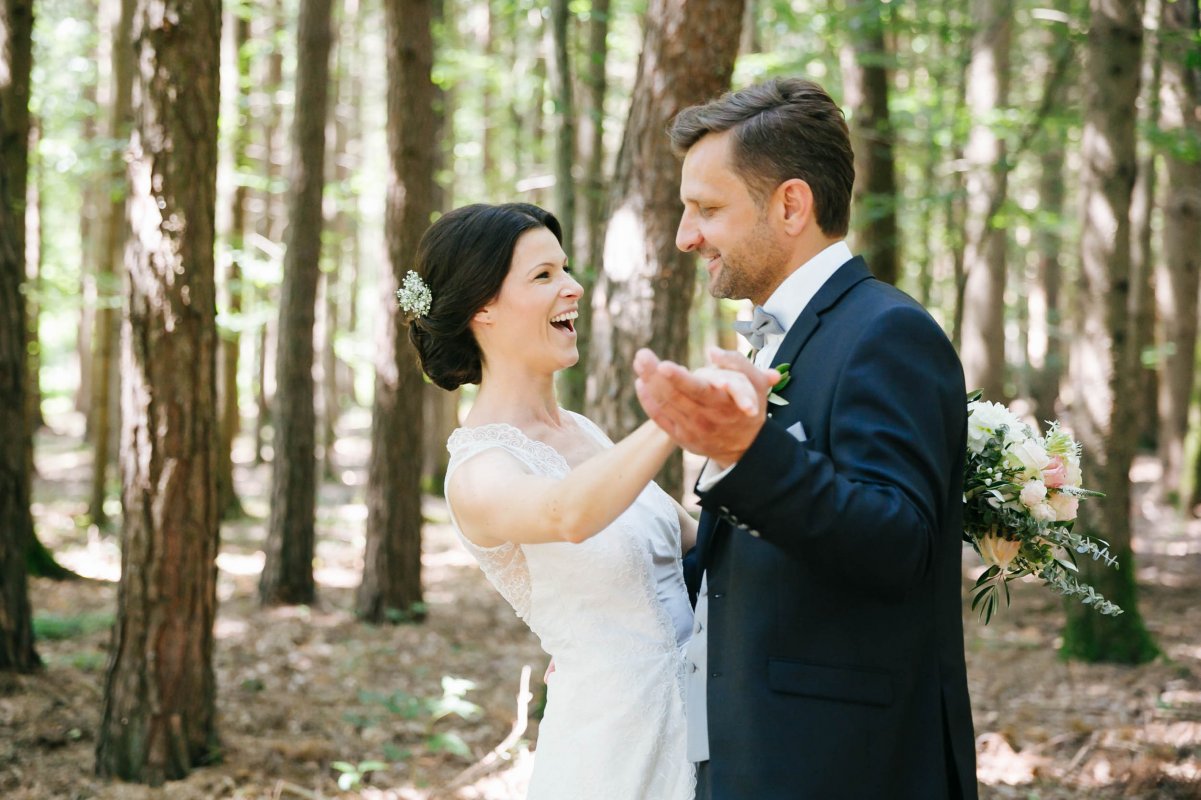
left=698, top=303, right=965, bottom=597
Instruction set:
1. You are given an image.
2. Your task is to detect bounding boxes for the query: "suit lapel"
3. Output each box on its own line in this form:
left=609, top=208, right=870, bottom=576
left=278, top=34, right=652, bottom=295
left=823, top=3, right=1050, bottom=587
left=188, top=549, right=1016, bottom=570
left=693, top=258, right=873, bottom=574
left=770, top=256, right=873, bottom=371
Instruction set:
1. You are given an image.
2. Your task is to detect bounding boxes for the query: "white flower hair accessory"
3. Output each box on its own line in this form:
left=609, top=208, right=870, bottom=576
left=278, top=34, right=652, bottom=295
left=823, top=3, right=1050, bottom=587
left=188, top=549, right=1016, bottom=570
left=396, top=270, right=432, bottom=318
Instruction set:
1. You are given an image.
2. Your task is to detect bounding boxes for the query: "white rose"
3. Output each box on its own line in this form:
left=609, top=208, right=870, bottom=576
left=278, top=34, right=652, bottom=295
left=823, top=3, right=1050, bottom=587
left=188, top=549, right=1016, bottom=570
left=1020, top=479, right=1047, bottom=509
left=1048, top=492, right=1079, bottom=521
left=1031, top=502, right=1058, bottom=523
left=1065, top=459, right=1082, bottom=487
left=967, top=401, right=1025, bottom=453
left=1007, top=438, right=1051, bottom=479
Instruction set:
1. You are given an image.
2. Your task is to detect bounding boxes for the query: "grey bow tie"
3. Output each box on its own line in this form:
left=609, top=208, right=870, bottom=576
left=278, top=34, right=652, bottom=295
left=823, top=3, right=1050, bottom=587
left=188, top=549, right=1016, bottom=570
left=732, top=306, right=785, bottom=351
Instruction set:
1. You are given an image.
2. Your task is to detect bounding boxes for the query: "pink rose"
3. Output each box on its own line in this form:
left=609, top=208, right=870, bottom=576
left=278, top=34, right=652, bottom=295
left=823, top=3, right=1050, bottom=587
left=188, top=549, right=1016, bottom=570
left=1043, top=456, right=1068, bottom=489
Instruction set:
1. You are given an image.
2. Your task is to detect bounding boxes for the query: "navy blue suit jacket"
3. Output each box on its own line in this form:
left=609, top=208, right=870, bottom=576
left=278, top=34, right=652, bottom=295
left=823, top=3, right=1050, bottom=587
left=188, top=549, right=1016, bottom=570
left=686, top=257, right=978, bottom=799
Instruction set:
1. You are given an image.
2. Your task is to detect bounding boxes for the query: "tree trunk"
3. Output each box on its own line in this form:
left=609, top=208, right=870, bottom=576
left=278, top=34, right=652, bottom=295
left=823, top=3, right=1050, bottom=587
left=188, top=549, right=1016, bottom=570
left=586, top=0, right=745, bottom=501
left=95, top=0, right=221, bottom=779
left=1030, top=133, right=1067, bottom=424
left=260, top=0, right=335, bottom=607
left=548, top=0, right=575, bottom=260
left=1129, top=0, right=1161, bottom=454
left=356, top=0, right=436, bottom=624
left=841, top=0, right=899, bottom=285
left=1029, top=5, right=1072, bottom=424
left=253, top=0, right=287, bottom=467
left=561, top=0, right=610, bottom=412
left=90, top=0, right=135, bottom=529
left=24, top=117, right=41, bottom=433
left=217, top=10, right=250, bottom=519
left=0, top=0, right=40, bottom=675
left=1062, top=0, right=1157, bottom=664
left=422, top=383, right=457, bottom=495
left=959, top=0, right=1011, bottom=401
left=1156, top=0, right=1201, bottom=501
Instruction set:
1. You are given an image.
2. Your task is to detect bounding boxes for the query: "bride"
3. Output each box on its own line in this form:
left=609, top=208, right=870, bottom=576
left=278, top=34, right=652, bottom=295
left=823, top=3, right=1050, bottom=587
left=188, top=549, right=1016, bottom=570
left=404, top=203, right=757, bottom=799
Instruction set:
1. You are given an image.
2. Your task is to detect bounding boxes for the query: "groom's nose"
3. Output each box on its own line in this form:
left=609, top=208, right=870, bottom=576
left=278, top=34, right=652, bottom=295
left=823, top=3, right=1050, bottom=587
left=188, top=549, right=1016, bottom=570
left=676, top=213, right=702, bottom=253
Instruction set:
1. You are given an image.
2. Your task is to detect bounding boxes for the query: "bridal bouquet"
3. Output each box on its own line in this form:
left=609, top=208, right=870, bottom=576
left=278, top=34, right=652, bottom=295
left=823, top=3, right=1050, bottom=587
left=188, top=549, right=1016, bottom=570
left=963, top=391, right=1123, bottom=622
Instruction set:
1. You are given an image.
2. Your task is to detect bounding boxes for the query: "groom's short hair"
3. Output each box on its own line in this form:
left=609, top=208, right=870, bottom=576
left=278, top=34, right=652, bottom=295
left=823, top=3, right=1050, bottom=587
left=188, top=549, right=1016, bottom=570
left=669, top=77, right=854, bottom=237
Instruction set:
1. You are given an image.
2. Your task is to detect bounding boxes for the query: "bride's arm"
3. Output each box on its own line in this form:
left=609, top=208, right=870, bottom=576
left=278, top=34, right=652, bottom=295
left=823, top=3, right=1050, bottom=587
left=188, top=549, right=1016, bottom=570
left=673, top=503, right=698, bottom=553
left=448, top=420, right=677, bottom=548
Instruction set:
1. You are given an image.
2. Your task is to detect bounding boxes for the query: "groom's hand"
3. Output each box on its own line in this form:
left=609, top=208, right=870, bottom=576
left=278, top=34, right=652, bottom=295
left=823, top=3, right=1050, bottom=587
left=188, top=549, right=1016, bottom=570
left=634, top=347, right=780, bottom=469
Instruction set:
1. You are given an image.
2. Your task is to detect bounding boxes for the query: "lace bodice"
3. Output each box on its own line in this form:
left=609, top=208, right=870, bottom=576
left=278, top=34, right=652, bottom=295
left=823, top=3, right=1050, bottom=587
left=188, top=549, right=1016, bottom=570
left=444, top=411, right=694, bottom=799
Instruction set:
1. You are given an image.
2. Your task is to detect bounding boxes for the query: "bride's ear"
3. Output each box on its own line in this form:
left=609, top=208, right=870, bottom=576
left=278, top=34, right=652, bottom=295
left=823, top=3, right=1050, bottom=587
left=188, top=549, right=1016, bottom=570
left=472, top=305, right=494, bottom=327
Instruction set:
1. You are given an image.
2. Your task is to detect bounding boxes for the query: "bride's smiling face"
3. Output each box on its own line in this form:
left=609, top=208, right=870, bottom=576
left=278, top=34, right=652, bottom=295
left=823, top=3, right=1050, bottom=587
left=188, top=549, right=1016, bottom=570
left=472, top=226, right=583, bottom=374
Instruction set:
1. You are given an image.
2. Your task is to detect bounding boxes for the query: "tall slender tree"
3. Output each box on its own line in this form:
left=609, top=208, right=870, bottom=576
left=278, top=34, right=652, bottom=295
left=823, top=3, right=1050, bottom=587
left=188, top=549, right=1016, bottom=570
left=1062, top=0, right=1156, bottom=664
left=0, top=0, right=40, bottom=674
left=959, top=0, right=1012, bottom=400
left=356, top=0, right=437, bottom=623
left=1156, top=0, right=1201, bottom=501
left=260, top=0, right=335, bottom=606
left=89, top=0, right=136, bottom=528
left=95, top=0, right=222, bottom=780
left=586, top=0, right=746, bottom=499
left=841, top=0, right=899, bottom=285
left=217, top=6, right=251, bottom=519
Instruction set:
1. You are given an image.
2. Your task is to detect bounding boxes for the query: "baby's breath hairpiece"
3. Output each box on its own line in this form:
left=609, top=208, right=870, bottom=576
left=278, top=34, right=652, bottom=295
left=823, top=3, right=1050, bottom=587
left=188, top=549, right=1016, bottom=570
left=396, top=270, right=432, bottom=318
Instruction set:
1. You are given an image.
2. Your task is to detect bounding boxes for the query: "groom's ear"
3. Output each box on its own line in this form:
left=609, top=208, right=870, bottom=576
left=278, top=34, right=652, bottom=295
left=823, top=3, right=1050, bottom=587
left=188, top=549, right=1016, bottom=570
left=777, top=179, right=814, bottom=235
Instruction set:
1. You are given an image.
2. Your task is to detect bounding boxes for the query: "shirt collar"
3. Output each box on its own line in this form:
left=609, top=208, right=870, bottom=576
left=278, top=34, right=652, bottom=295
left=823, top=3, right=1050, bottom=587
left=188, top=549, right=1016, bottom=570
left=761, top=240, right=854, bottom=335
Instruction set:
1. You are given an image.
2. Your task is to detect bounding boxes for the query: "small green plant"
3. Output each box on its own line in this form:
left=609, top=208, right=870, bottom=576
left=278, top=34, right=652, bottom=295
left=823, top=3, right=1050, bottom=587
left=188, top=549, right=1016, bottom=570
left=351, top=676, right=483, bottom=761
left=331, top=759, right=388, bottom=791
left=33, top=612, right=114, bottom=640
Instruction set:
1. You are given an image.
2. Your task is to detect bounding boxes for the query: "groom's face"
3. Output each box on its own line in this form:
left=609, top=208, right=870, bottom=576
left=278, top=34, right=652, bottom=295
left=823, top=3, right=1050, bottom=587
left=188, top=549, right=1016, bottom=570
left=677, top=130, right=790, bottom=305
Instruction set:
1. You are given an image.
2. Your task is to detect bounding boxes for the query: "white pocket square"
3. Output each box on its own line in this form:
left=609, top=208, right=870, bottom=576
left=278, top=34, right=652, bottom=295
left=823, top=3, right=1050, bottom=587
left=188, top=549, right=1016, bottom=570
left=786, top=421, right=808, bottom=442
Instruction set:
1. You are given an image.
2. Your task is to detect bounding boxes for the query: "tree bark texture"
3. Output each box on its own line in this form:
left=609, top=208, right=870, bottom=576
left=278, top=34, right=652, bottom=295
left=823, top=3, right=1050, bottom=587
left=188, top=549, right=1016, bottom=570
left=95, top=0, right=222, bottom=780
left=356, top=0, right=436, bottom=624
left=586, top=0, right=745, bottom=500
left=959, top=0, right=1012, bottom=401
left=841, top=0, right=899, bottom=285
left=1062, top=0, right=1157, bottom=664
left=0, top=0, right=40, bottom=674
left=260, top=0, right=334, bottom=606
left=90, top=0, right=136, bottom=528
left=1156, top=0, right=1201, bottom=500
left=218, top=10, right=250, bottom=518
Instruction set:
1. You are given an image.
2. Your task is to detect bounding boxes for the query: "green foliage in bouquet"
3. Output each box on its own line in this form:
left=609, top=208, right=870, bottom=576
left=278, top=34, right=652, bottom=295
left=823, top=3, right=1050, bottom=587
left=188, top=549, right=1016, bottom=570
left=962, top=390, right=1122, bottom=623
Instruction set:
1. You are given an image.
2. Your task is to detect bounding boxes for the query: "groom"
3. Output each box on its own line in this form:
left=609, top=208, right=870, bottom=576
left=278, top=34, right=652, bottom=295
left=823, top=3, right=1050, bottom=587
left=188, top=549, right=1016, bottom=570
left=634, top=78, right=978, bottom=799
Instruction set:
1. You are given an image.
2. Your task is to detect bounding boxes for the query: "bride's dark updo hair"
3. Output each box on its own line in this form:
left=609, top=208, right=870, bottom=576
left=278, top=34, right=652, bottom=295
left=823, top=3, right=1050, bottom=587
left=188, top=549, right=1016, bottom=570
left=408, top=203, right=564, bottom=391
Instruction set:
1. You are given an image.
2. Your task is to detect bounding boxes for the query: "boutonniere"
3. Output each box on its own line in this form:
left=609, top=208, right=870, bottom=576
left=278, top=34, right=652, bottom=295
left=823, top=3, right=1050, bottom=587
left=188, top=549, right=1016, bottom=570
left=767, top=363, right=791, bottom=407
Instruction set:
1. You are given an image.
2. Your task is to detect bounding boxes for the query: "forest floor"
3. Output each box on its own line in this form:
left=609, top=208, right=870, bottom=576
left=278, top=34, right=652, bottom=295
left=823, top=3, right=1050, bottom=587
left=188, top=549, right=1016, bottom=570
left=2, top=408, right=1200, bottom=799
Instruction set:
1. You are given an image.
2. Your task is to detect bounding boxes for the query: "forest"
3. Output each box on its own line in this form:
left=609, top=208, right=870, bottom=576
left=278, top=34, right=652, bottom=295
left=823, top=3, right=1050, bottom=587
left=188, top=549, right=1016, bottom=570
left=1, top=0, right=1199, bottom=797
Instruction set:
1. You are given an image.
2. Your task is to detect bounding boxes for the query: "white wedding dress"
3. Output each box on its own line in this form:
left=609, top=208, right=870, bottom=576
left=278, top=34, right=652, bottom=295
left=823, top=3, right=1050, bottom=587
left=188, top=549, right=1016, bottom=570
left=445, top=411, right=695, bottom=800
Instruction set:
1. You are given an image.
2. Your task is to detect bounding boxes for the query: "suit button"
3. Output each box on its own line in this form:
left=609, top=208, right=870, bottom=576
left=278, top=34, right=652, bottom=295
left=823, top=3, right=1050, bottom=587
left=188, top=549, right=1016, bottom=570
left=749, top=529, right=761, bottom=538
left=712, top=593, right=723, bottom=600
left=710, top=672, right=721, bottom=678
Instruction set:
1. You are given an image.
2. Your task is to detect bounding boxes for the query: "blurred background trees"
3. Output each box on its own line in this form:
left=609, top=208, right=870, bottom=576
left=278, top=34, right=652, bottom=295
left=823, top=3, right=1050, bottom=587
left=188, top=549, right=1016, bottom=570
left=1, top=0, right=1200, bottom=782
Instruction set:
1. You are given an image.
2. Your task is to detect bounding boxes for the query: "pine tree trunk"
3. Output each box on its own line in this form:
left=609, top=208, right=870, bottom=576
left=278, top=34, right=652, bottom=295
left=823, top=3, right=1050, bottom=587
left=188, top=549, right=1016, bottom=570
left=1062, top=0, right=1157, bottom=664
left=260, top=0, right=335, bottom=607
left=1156, top=0, right=1201, bottom=501
left=586, top=0, right=745, bottom=500
left=0, top=0, right=40, bottom=675
left=1130, top=1, right=1161, bottom=454
left=95, top=0, right=221, bottom=779
left=90, top=0, right=135, bottom=529
left=841, top=0, right=899, bottom=285
left=1030, top=136, right=1067, bottom=424
left=960, top=0, right=1011, bottom=400
left=356, top=0, right=436, bottom=624
left=217, top=11, right=250, bottom=519
left=561, top=0, right=609, bottom=412
left=253, top=0, right=287, bottom=467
